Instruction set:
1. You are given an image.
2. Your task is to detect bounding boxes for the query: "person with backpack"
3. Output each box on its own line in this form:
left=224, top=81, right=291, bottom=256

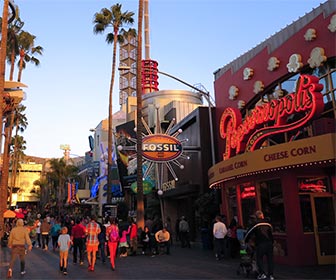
left=106, top=217, right=120, bottom=271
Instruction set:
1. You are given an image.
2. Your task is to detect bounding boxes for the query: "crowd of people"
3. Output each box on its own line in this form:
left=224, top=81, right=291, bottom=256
left=4, top=209, right=274, bottom=279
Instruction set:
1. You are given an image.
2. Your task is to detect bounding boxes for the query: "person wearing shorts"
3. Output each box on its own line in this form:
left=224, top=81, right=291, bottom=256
left=57, top=227, right=71, bottom=275
left=85, top=215, right=101, bottom=272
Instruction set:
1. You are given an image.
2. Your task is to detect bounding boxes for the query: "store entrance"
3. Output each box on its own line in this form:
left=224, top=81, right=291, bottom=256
left=311, top=194, right=335, bottom=265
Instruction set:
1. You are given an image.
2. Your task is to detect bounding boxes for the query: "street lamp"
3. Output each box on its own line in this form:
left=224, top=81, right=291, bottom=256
left=118, top=65, right=216, bottom=166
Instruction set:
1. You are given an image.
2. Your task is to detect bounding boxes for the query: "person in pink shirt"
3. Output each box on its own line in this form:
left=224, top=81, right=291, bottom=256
left=106, top=218, right=119, bottom=271
left=118, top=226, right=130, bottom=257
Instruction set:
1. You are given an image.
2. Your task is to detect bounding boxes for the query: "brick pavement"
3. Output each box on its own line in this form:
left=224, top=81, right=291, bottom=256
left=0, top=243, right=334, bottom=279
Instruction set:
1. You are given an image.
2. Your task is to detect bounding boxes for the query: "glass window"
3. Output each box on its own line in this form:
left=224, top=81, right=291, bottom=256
left=240, top=182, right=256, bottom=228
left=298, top=177, right=329, bottom=193
left=227, top=185, right=237, bottom=222
left=259, top=179, right=286, bottom=233
left=299, top=194, right=314, bottom=232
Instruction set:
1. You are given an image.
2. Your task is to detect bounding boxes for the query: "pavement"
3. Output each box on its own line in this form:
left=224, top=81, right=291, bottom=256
left=0, top=242, right=334, bottom=280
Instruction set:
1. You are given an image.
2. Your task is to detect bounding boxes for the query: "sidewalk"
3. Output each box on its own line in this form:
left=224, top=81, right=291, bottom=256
left=0, top=242, right=335, bottom=279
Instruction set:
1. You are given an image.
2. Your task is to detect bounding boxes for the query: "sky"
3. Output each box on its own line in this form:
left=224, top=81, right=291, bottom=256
left=5, top=0, right=325, bottom=159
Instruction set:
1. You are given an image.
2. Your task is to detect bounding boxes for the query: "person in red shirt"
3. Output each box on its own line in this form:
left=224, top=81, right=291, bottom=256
left=85, top=215, right=101, bottom=272
left=71, top=218, right=86, bottom=265
left=106, top=218, right=119, bottom=271
left=129, top=218, right=138, bottom=256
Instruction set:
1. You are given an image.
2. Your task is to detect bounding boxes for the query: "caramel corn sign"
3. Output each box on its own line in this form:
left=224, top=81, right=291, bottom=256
left=142, top=134, right=183, bottom=162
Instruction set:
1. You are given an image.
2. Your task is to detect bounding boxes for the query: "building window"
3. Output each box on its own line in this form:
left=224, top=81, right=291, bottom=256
left=239, top=182, right=256, bottom=228
left=298, top=177, right=330, bottom=193
left=299, top=194, right=314, bottom=232
left=259, top=179, right=286, bottom=233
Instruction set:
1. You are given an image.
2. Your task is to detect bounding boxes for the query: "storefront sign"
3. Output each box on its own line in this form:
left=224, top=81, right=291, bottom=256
left=142, top=134, right=183, bottom=162
left=241, top=186, right=256, bottom=199
left=208, top=133, right=336, bottom=187
left=219, top=75, right=324, bottom=159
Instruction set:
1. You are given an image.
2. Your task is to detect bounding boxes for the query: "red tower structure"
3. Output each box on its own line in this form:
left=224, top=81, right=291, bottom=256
left=141, top=59, right=159, bottom=93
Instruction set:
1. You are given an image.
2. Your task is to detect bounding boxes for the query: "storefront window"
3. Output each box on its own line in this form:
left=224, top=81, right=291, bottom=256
left=227, top=185, right=237, bottom=222
left=299, top=194, right=314, bottom=232
left=240, top=182, right=256, bottom=228
left=259, top=179, right=286, bottom=233
left=298, top=177, right=330, bottom=193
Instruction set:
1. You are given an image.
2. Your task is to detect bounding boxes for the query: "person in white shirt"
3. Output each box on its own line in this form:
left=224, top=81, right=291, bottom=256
left=213, top=215, right=228, bottom=260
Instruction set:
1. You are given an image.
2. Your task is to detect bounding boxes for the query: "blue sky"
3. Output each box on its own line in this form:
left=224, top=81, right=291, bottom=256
left=8, top=0, right=325, bottom=158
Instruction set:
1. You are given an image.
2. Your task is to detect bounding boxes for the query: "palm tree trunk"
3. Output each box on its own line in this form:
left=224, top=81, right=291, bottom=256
left=17, top=49, right=24, bottom=82
left=6, top=110, right=15, bottom=207
left=136, top=0, right=144, bottom=230
left=10, top=114, right=19, bottom=195
left=0, top=0, right=10, bottom=240
left=9, top=48, right=15, bottom=81
left=106, top=27, right=118, bottom=204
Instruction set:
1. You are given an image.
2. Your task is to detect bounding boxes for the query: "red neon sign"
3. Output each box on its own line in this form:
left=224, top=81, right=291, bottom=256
left=219, top=75, right=324, bottom=159
left=241, top=186, right=256, bottom=199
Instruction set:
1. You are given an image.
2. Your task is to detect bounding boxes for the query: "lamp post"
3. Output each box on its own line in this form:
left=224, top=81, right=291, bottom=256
left=118, top=65, right=216, bottom=166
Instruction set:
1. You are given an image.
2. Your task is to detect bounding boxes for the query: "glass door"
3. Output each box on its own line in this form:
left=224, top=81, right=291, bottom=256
left=311, top=194, right=335, bottom=265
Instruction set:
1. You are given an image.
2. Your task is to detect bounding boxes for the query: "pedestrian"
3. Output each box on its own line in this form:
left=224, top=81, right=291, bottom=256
left=140, top=226, right=151, bottom=255
left=57, top=226, right=71, bottom=275
left=7, top=219, right=33, bottom=278
left=179, top=216, right=190, bottom=248
left=129, top=218, right=138, bottom=256
left=71, top=218, right=85, bottom=265
left=85, top=215, right=101, bottom=272
left=40, top=217, right=51, bottom=251
left=154, top=226, right=170, bottom=255
left=50, top=218, right=61, bottom=251
left=106, top=217, right=120, bottom=271
left=119, top=226, right=130, bottom=257
left=228, top=216, right=240, bottom=258
left=175, top=217, right=180, bottom=242
left=34, top=214, right=41, bottom=248
left=247, top=210, right=274, bottom=280
left=97, top=220, right=106, bottom=263
left=213, top=215, right=228, bottom=260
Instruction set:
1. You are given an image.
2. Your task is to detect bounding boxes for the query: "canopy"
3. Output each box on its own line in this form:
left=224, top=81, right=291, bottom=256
left=3, top=209, right=16, bottom=218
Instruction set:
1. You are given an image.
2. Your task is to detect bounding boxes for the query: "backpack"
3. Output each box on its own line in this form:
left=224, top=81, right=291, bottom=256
left=109, top=227, right=120, bottom=242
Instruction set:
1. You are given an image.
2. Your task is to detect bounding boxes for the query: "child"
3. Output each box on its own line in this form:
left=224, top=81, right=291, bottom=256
left=57, top=227, right=71, bottom=275
left=119, top=226, right=130, bottom=257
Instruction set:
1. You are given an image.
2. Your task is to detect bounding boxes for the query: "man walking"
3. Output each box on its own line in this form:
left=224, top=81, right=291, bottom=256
left=85, top=215, right=101, bottom=272
left=179, top=216, right=190, bottom=248
left=213, top=215, right=227, bottom=260
left=248, top=210, right=274, bottom=280
left=7, top=219, right=33, bottom=278
left=71, top=218, right=86, bottom=265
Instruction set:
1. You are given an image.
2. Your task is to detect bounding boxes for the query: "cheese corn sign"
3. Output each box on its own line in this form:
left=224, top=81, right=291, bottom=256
left=142, top=134, right=183, bottom=162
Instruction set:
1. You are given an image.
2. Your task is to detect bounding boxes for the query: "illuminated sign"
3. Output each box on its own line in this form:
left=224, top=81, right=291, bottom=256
left=142, top=134, right=183, bottom=162
left=219, top=75, right=324, bottom=159
left=241, top=186, right=256, bottom=199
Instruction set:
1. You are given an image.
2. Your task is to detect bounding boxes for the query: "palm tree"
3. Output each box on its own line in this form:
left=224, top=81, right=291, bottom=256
left=9, top=134, right=26, bottom=206
left=9, top=104, right=28, bottom=203
left=93, top=3, right=135, bottom=204
left=6, top=16, right=24, bottom=81
left=136, top=0, right=145, bottom=230
left=47, top=158, right=79, bottom=215
left=16, top=30, right=43, bottom=82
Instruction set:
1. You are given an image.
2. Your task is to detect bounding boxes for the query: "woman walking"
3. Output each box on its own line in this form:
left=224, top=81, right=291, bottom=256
left=106, top=217, right=120, bottom=271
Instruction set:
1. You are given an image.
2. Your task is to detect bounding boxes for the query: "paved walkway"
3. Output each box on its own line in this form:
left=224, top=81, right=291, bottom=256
left=0, top=243, right=334, bottom=279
